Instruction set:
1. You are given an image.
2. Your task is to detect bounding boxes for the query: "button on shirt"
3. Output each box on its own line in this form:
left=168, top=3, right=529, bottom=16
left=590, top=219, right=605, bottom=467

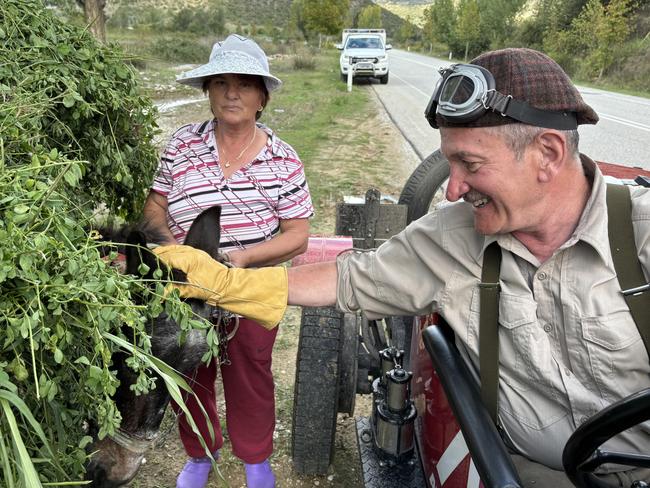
left=336, top=156, right=650, bottom=470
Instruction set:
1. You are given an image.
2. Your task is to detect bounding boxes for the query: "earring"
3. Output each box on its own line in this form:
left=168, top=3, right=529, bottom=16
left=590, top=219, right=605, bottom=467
left=258, top=106, right=263, bottom=112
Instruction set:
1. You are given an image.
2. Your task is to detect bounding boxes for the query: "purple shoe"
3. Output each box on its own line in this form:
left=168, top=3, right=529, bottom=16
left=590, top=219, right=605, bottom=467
left=176, top=451, right=219, bottom=488
left=244, top=459, right=275, bottom=488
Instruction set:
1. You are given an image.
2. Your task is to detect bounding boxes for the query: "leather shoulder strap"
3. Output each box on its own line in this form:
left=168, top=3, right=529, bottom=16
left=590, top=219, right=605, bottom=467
left=480, top=241, right=501, bottom=424
left=606, top=183, right=650, bottom=353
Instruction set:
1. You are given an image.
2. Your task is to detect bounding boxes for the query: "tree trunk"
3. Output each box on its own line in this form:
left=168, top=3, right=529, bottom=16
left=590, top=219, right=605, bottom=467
left=81, top=0, right=107, bottom=43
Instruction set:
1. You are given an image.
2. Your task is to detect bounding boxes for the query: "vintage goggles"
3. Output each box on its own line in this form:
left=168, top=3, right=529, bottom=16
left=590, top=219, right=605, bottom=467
left=424, top=63, right=578, bottom=130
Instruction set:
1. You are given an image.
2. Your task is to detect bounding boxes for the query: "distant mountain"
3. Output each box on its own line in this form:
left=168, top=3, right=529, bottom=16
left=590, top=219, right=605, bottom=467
left=108, top=0, right=420, bottom=41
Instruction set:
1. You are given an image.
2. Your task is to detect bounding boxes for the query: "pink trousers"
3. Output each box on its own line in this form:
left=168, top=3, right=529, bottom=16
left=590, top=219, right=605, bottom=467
left=171, top=318, right=278, bottom=463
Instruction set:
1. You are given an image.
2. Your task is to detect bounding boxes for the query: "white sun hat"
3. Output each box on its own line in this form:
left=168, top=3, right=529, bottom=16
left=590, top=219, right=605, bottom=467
left=176, top=34, right=282, bottom=92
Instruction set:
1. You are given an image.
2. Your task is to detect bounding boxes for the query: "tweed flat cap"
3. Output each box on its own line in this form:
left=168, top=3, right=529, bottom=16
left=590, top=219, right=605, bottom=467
left=436, top=48, right=599, bottom=128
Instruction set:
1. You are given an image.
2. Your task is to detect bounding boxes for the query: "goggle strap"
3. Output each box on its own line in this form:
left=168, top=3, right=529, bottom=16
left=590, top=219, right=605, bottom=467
left=486, top=91, right=578, bottom=130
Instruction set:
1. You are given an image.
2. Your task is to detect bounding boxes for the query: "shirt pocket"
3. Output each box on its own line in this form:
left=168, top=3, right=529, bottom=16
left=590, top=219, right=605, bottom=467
left=581, top=311, right=646, bottom=402
left=498, top=294, right=542, bottom=394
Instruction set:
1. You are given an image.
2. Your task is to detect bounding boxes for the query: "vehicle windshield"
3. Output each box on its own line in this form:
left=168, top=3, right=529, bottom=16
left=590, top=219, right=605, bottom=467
left=346, top=37, right=383, bottom=49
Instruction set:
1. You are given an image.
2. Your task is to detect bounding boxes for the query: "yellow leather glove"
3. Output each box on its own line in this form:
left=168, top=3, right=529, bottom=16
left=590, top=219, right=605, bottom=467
left=152, top=245, right=288, bottom=330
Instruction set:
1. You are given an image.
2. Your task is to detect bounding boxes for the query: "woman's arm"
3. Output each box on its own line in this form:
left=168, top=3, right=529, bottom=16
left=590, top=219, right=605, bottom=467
left=227, top=218, right=309, bottom=268
left=142, top=191, right=178, bottom=245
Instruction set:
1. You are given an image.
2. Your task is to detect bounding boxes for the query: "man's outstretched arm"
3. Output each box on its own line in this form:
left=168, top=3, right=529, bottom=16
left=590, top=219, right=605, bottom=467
left=287, top=261, right=338, bottom=307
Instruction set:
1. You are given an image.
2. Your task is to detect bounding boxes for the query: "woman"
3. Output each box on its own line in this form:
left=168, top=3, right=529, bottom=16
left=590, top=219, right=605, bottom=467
left=143, top=34, right=313, bottom=488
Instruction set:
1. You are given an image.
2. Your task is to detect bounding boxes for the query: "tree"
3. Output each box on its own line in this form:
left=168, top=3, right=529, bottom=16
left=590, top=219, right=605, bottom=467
left=570, top=0, right=636, bottom=78
left=397, top=16, right=416, bottom=43
left=77, top=0, right=107, bottom=42
left=358, top=4, right=382, bottom=29
left=455, top=0, right=486, bottom=60
left=477, top=0, right=526, bottom=48
left=423, top=0, right=457, bottom=51
left=300, top=0, right=350, bottom=46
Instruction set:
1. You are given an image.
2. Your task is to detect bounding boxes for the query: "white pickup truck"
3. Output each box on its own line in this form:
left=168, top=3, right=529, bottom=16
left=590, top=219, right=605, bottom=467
left=337, top=28, right=391, bottom=84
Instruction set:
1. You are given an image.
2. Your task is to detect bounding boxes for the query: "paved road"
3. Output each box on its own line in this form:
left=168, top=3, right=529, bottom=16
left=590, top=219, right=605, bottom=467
left=371, top=49, right=650, bottom=170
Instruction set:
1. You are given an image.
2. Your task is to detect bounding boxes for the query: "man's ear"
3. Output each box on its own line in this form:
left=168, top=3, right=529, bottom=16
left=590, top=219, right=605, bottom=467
left=535, top=130, right=566, bottom=183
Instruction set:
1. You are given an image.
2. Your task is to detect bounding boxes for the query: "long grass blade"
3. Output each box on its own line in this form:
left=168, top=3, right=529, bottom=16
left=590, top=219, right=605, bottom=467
left=0, top=398, right=42, bottom=487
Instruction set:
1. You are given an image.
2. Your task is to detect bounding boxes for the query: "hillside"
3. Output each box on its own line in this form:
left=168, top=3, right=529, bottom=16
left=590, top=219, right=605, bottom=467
left=106, top=0, right=420, bottom=42
left=373, top=1, right=429, bottom=27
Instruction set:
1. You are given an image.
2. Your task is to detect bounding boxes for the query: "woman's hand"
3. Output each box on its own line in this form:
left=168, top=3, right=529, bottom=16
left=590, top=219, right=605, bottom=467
left=225, top=249, right=248, bottom=268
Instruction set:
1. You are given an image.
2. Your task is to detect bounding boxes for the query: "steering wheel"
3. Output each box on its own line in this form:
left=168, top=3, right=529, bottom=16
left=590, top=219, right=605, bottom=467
left=562, top=388, right=650, bottom=488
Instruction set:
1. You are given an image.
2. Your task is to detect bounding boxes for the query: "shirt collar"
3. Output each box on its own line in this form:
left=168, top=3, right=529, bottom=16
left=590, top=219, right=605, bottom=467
left=568, top=154, right=610, bottom=263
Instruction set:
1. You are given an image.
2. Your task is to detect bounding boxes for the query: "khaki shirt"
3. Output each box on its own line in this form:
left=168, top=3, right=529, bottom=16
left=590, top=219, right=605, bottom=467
left=336, top=157, right=650, bottom=469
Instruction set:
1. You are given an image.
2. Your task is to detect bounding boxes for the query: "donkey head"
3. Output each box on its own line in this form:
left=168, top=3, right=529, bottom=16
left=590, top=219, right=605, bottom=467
left=85, top=206, right=222, bottom=487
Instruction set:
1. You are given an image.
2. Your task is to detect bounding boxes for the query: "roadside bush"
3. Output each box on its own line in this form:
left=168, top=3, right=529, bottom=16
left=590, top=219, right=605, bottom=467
left=293, top=55, right=316, bottom=70
left=150, top=35, right=211, bottom=63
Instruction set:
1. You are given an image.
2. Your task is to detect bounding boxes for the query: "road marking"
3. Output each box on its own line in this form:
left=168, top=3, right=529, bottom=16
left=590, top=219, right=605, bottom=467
left=598, top=113, right=650, bottom=132
left=390, top=71, right=432, bottom=98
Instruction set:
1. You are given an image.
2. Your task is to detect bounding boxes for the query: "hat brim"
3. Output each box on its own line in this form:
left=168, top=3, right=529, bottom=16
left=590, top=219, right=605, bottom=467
left=176, top=51, right=282, bottom=92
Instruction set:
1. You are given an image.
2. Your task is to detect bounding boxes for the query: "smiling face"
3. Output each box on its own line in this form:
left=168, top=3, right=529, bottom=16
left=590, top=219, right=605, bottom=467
left=441, top=126, right=545, bottom=236
left=206, top=73, right=266, bottom=127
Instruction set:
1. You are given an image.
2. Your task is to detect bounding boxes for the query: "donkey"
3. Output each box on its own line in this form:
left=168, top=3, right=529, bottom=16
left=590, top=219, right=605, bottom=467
left=85, top=206, right=224, bottom=487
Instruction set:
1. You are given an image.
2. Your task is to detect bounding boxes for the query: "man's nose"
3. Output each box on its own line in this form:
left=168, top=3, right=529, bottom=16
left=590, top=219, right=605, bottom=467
left=445, top=164, right=469, bottom=202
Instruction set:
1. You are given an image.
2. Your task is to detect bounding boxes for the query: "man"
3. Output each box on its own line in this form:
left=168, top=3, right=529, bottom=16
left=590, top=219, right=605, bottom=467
left=153, top=48, right=650, bottom=485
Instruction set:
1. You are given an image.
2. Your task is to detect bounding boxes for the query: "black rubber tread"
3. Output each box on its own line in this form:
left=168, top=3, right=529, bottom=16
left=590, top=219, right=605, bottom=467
left=338, top=313, right=359, bottom=415
left=397, top=149, right=450, bottom=225
left=379, top=73, right=389, bottom=84
left=292, top=306, right=344, bottom=475
left=356, top=417, right=426, bottom=487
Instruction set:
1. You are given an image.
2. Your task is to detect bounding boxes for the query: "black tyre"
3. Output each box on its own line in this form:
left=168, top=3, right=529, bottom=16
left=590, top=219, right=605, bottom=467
left=292, top=306, right=354, bottom=475
left=398, top=149, right=450, bottom=224
left=379, top=73, right=389, bottom=84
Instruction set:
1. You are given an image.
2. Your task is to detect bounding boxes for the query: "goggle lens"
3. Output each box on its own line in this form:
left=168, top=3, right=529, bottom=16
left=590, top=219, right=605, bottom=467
left=440, top=75, right=476, bottom=106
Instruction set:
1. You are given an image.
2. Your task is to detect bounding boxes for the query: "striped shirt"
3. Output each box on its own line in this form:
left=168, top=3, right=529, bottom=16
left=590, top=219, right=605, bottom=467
left=152, top=119, right=313, bottom=249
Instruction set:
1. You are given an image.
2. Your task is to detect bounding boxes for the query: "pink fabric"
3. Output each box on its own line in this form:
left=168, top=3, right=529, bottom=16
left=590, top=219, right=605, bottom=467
left=172, top=318, right=278, bottom=463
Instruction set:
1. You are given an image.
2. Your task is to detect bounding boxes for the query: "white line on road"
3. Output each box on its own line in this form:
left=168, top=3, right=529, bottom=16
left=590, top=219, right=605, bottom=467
left=599, top=113, right=650, bottom=132
left=390, top=71, right=432, bottom=98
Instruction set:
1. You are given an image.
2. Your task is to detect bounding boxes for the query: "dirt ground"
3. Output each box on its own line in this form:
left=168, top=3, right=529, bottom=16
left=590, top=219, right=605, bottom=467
left=131, top=83, right=420, bottom=488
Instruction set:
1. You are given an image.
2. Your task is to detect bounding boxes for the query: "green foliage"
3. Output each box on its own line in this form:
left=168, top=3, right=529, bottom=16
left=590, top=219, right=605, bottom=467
left=455, top=0, right=488, bottom=59
left=292, top=55, right=317, bottom=70
left=300, top=0, right=350, bottom=37
left=151, top=35, right=211, bottom=64
left=1, top=0, right=159, bottom=221
left=357, top=5, right=382, bottom=29
left=423, top=0, right=457, bottom=48
left=545, top=0, right=636, bottom=79
left=0, top=0, right=212, bottom=484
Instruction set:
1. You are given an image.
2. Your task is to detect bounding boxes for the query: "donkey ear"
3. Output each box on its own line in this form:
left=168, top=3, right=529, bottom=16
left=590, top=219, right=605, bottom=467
left=184, top=206, right=221, bottom=259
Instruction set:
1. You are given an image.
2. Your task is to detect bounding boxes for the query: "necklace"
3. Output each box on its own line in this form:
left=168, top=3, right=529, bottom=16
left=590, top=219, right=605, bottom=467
left=219, top=128, right=257, bottom=169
